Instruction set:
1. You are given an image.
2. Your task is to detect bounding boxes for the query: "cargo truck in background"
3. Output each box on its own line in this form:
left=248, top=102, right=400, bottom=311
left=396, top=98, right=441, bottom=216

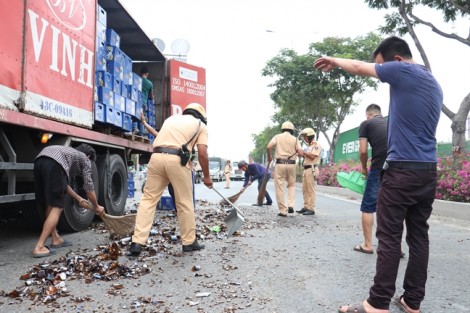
left=208, top=157, right=226, bottom=182
left=0, top=0, right=207, bottom=231
left=231, top=161, right=245, bottom=181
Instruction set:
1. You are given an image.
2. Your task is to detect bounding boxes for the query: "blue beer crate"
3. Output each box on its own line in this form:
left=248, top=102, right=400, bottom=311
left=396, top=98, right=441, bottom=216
left=127, top=85, right=138, bottom=101
left=157, top=196, right=175, bottom=211
left=94, top=102, right=105, bottom=123
left=114, top=93, right=125, bottom=111
left=96, top=21, right=106, bottom=40
left=114, top=110, right=122, bottom=128
left=125, top=98, right=136, bottom=116
left=97, top=86, right=113, bottom=107
left=106, top=60, right=123, bottom=81
left=122, top=113, right=132, bottom=132
left=106, top=45, right=123, bottom=63
left=105, top=106, right=115, bottom=125
left=132, top=73, right=142, bottom=91
left=105, top=29, right=120, bottom=47
left=95, top=70, right=112, bottom=88
left=127, top=180, right=135, bottom=198
left=97, top=5, right=107, bottom=26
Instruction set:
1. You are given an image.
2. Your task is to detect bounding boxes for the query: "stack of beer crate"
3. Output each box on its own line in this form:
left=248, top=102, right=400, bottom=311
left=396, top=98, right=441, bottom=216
left=127, top=172, right=135, bottom=198
left=94, top=4, right=147, bottom=135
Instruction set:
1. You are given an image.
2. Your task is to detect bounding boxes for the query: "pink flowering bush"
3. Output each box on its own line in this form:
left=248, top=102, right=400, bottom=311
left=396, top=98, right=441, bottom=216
left=317, top=160, right=362, bottom=188
left=435, top=153, right=470, bottom=202
left=318, top=153, right=470, bottom=203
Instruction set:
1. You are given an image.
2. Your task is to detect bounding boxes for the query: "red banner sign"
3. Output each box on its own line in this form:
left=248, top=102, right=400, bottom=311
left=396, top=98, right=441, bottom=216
left=169, top=60, right=206, bottom=115
left=0, top=0, right=96, bottom=126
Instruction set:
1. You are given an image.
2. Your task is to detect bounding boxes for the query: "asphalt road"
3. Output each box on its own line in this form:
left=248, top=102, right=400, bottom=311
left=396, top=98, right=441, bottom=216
left=0, top=178, right=469, bottom=313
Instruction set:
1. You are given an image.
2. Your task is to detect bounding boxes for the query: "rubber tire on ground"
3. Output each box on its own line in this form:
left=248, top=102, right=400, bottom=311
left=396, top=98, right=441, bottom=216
left=97, top=154, right=127, bottom=216
left=57, top=162, right=99, bottom=232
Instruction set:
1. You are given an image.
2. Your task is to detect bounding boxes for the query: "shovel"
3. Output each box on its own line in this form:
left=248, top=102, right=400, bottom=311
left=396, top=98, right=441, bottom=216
left=212, top=188, right=245, bottom=237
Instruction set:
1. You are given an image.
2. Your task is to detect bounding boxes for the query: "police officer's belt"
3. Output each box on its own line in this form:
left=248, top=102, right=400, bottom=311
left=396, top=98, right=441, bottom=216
left=276, top=159, right=295, bottom=164
left=153, top=147, right=180, bottom=155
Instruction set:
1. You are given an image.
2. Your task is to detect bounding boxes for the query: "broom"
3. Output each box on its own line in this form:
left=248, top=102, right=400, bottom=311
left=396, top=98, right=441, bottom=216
left=100, top=213, right=137, bottom=238
left=82, top=200, right=136, bottom=238
left=220, top=189, right=244, bottom=205
left=256, top=162, right=271, bottom=205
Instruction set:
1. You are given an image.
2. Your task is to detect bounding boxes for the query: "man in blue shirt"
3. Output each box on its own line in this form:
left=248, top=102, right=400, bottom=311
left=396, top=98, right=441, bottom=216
left=238, top=160, right=273, bottom=206
left=314, top=36, right=442, bottom=313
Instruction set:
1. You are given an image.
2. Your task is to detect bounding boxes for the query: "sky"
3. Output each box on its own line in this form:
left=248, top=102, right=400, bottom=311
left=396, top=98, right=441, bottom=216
left=120, top=0, right=470, bottom=162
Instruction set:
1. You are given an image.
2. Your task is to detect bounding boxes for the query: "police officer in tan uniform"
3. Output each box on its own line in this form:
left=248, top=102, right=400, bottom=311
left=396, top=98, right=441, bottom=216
left=266, top=122, right=304, bottom=217
left=224, top=160, right=232, bottom=189
left=129, top=103, right=212, bottom=255
left=297, top=128, right=322, bottom=216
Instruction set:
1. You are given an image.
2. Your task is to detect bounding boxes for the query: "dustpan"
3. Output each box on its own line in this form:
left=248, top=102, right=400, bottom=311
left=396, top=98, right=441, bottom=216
left=336, top=171, right=366, bottom=194
left=212, top=188, right=245, bottom=236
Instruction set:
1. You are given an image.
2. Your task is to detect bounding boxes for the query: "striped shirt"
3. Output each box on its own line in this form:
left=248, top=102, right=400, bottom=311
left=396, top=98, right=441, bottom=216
left=36, top=145, right=94, bottom=191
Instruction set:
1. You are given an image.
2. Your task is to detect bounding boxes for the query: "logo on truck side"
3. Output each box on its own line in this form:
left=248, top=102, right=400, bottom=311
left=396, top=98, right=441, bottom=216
left=46, top=0, right=87, bottom=31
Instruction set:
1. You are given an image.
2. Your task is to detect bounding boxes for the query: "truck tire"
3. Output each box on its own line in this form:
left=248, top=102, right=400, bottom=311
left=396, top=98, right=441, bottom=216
left=97, top=154, right=127, bottom=216
left=57, top=162, right=99, bottom=232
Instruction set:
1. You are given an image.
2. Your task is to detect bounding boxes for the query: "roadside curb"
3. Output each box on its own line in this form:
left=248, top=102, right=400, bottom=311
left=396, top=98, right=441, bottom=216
left=313, top=184, right=470, bottom=222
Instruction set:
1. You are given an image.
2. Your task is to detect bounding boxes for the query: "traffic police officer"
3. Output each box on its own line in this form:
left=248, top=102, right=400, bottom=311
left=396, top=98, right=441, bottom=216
left=224, top=160, right=232, bottom=188
left=297, top=128, right=322, bottom=216
left=129, top=103, right=213, bottom=255
left=266, top=121, right=304, bottom=217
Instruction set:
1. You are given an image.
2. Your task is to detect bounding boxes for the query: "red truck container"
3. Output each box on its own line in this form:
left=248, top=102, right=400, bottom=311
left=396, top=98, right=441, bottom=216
left=0, top=0, right=206, bottom=231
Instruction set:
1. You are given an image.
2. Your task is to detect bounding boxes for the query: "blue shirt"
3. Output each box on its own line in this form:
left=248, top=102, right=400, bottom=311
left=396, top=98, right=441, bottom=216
left=375, top=61, right=442, bottom=162
left=243, top=163, right=269, bottom=187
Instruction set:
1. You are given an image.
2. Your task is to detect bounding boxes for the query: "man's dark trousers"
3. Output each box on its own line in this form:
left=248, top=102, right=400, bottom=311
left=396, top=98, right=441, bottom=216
left=368, top=167, right=437, bottom=310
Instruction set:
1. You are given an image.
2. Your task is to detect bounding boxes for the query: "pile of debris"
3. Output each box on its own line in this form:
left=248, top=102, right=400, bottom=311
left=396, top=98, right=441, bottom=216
left=2, top=242, right=150, bottom=305
left=1, top=200, right=238, bottom=306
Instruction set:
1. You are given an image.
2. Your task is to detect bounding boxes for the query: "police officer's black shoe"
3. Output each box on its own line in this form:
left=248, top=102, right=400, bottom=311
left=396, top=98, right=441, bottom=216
left=127, top=242, right=142, bottom=256
left=302, top=210, right=315, bottom=216
left=288, top=207, right=294, bottom=213
left=182, top=240, right=205, bottom=252
left=297, top=208, right=307, bottom=213
left=263, top=202, right=273, bottom=206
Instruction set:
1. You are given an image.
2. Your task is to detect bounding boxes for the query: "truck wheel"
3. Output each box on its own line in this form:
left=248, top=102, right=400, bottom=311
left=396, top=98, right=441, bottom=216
left=97, top=154, right=127, bottom=216
left=57, top=162, right=99, bottom=232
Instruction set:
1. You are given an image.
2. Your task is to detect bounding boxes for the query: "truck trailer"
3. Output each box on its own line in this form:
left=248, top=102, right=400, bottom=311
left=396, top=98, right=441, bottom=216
left=0, top=0, right=206, bottom=231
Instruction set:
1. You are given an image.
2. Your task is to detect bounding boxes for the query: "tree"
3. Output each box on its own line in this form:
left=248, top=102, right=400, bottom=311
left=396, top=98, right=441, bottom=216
left=261, top=33, right=383, bottom=160
left=250, top=125, right=278, bottom=163
left=365, top=0, right=470, bottom=156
